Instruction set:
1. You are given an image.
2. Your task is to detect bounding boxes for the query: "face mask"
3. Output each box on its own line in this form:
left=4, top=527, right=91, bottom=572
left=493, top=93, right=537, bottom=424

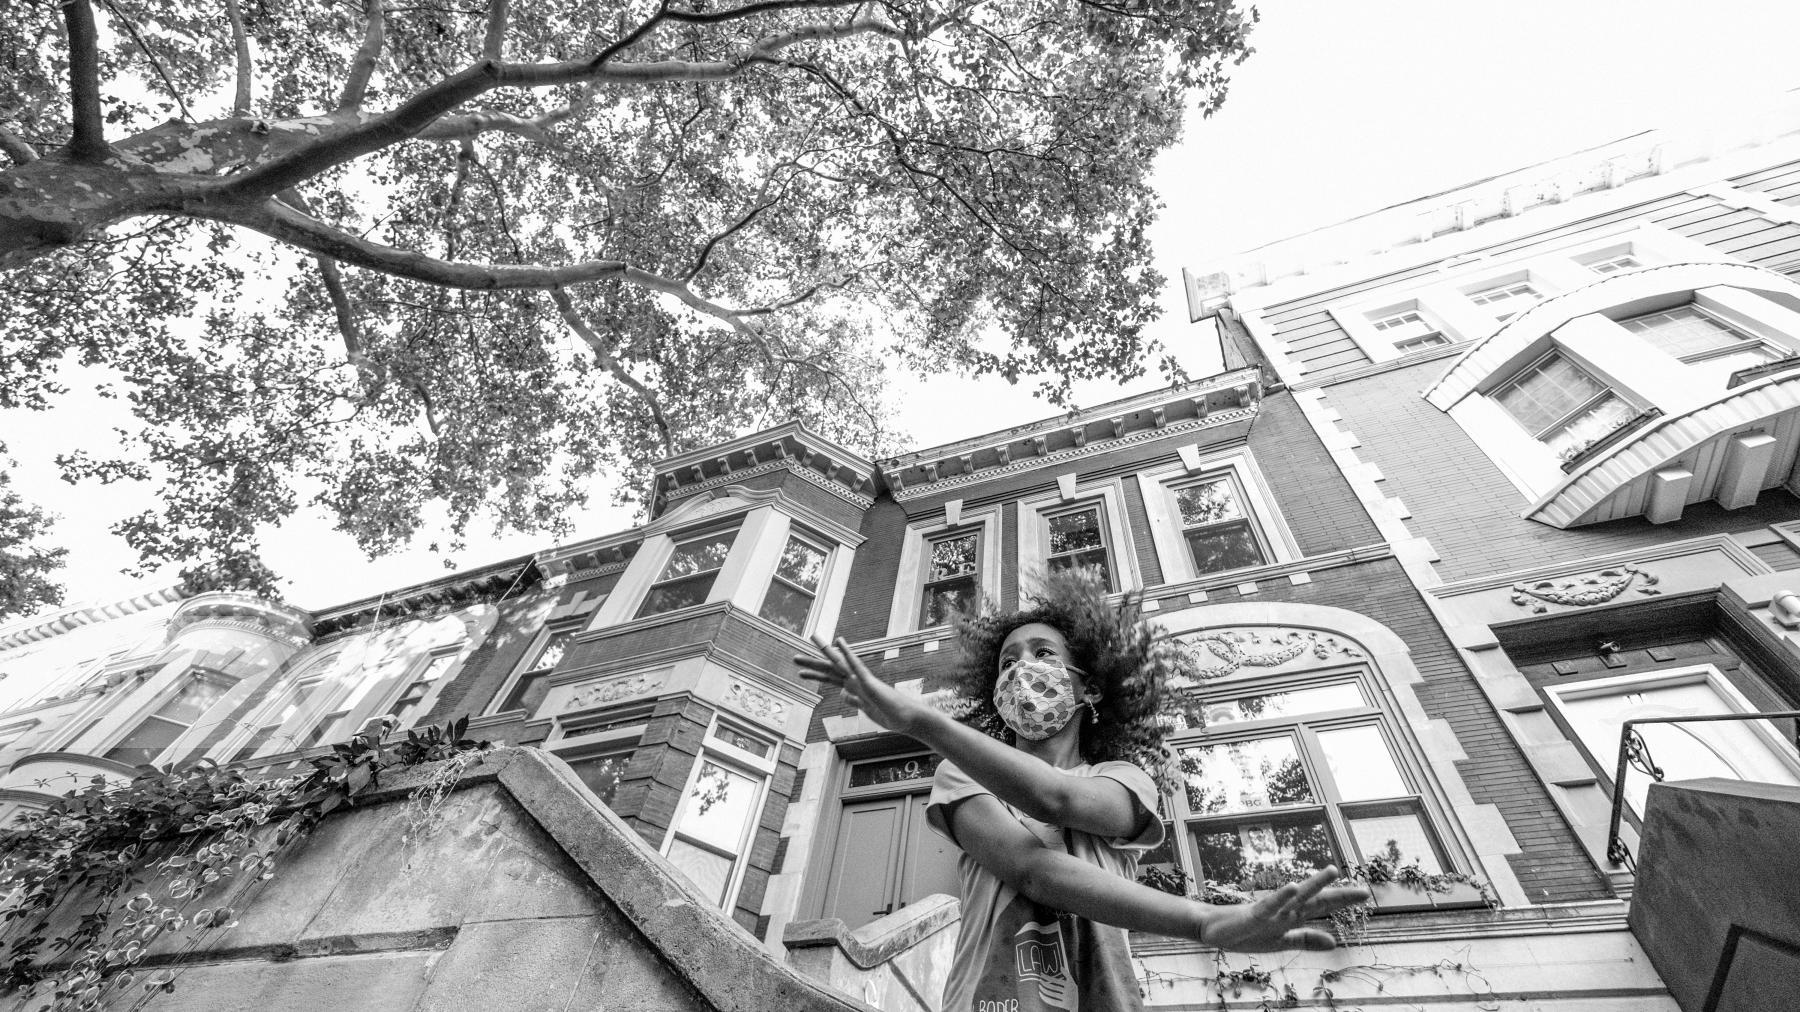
left=994, top=657, right=1087, bottom=741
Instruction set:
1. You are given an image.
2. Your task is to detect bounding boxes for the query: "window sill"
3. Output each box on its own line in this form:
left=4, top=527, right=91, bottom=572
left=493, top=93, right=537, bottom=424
left=1728, top=354, right=1800, bottom=389
left=1557, top=408, right=1663, bottom=473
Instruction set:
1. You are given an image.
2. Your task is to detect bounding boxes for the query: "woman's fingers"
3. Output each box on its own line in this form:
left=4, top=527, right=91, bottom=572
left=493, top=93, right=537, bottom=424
left=1279, top=928, right=1337, bottom=952
left=1276, top=866, right=1340, bottom=917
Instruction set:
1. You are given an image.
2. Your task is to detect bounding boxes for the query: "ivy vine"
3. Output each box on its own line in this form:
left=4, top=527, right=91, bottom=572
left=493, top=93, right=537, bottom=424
left=0, top=716, right=487, bottom=1011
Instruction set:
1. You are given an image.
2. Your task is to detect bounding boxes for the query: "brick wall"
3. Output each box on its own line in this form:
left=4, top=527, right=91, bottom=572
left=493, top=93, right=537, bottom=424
left=1250, top=391, right=1381, bottom=554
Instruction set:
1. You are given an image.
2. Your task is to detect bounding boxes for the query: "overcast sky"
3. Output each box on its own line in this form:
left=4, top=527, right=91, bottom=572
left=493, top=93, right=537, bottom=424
left=11, top=0, right=1800, bottom=616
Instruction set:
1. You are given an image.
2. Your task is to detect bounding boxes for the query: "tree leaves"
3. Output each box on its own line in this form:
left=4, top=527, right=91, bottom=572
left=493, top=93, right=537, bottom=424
left=0, top=0, right=1255, bottom=613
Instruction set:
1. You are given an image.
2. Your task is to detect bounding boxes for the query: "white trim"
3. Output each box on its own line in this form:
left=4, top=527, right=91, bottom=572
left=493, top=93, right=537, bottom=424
left=658, top=715, right=779, bottom=913
left=885, top=505, right=1003, bottom=636
left=1015, top=477, right=1141, bottom=600
left=1135, top=448, right=1301, bottom=586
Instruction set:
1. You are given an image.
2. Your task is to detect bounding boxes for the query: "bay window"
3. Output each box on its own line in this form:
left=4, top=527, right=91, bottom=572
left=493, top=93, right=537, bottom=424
left=662, top=719, right=776, bottom=910
left=758, top=535, right=828, bottom=634
left=639, top=529, right=738, bottom=618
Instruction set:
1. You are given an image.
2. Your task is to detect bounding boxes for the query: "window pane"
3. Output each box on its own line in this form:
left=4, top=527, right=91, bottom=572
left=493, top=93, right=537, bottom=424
left=1494, top=354, right=1608, bottom=435
left=922, top=577, right=977, bottom=627
left=1469, top=281, right=1541, bottom=321
left=1048, top=509, right=1104, bottom=556
left=1547, top=393, right=1636, bottom=455
left=758, top=580, right=814, bottom=634
left=1203, top=682, right=1367, bottom=726
left=568, top=751, right=631, bottom=807
left=1184, top=521, right=1265, bottom=575
left=1316, top=725, right=1409, bottom=800
left=1192, top=811, right=1336, bottom=889
left=848, top=753, right=943, bottom=788
left=1620, top=306, right=1751, bottom=360
left=498, top=670, right=549, bottom=716
left=158, top=676, right=235, bottom=724
left=1346, top=802, right=1442, bottom=873
left=1587, top=254, right=1641, bottom=275
left=639, top=573, right=718, bottom=617
left=104, top=715, right=186, bottom=765
left=927, top=534, right=978, bottom=581
left=774, top=538, right=827, bottom=592
left=1181, top=737, right=1315, bottom=815
left=532, top=630, right=573, bottom=673
left=666, top=837, right=734, bottom=905
left=1047, top=547, right=1111, bottom=587
left=713, top=724, right=772, bottom=758
left=661, top=532, right=736, bottom=580
left=676, top=761, right=758, bottom=854
left=1175, top=479, right=1245, bottom=528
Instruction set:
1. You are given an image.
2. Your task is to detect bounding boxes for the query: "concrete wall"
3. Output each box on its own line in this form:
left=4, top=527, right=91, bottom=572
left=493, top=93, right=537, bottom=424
left=4, top=749, right=872, bottom=1012
left=1631, top=777, right=1800, bottom=1012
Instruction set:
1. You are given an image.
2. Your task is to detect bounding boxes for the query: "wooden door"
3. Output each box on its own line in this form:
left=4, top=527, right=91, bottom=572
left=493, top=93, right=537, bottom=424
left=820, top=795, right=907, bottom=926
left=901, top=792, right=963, bottom=904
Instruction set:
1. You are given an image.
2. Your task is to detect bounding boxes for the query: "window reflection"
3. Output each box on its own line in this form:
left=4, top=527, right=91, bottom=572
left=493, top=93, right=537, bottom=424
left=639, top=531, right=738, bottom=618
left=1192, top=812, right=1336, bottom=890
left=1180, top=736, right=1314, bottom=815
left=921, top=532, right=980, bottom=627
left=1175, top=477, right=1266, bottom=575
left=664, top=760, right=761, bottom=907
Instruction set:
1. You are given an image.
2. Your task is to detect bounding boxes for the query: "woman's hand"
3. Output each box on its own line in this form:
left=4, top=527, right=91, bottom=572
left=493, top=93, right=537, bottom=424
left=1197, top=867, right=1370, bottom=952
left=795, top=636, right=934, bottom=736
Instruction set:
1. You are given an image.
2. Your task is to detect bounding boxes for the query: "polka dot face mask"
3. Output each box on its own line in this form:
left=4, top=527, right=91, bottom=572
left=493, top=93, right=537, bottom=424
left=994, top=657, right=1087, bottom=741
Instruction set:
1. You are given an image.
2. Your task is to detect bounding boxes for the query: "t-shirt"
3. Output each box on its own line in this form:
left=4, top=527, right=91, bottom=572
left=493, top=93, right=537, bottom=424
left=925, top=758, right=1164, bottom=1012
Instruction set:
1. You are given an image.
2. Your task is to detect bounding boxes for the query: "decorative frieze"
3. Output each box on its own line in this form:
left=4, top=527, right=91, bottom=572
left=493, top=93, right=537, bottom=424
left=1510, top=564, right=1661, bottom=614
left=567, top=670, right=666, bottom=710
left=1167, top=627, right=1365, bottom=681
left=726, top=681, right=788, bottom=722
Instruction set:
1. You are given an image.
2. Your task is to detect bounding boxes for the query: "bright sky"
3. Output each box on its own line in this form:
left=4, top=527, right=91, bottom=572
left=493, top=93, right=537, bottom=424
left=10, top=0, right=1800, bottom=616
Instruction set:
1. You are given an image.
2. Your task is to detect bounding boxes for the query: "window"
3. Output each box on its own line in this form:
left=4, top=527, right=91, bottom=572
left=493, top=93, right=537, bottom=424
left=1619, top=305, right=1786, bottom=371
left=1493, top=351, right=1638, bottom=456
left=492, top=625, right=577, bottom=717
left=1468, top=280, right=1543, bottom=321
left=661, top=718, right=776, bottom=911
left=104, top=672, right=238, bottom=766
left=639, top=530, right=737, bottom=618
left=387, top=650, right=458, bottom=728
left=1369, top=310, right=1449, bottom=353
left=559, top=700, right=657, bottom=740
left=566, top=749, right=633, bottom=807
left=1172, top=677, right=1452, bottom=892
left=920, top=530, right=980, bottom=627
left=759, top=535, right=827, bottom=634
left=1045, top=504, right=1114, bottom=588
left=1584, top=253, right=1642, bottom=275
left=231, top=678, right=321, bottom=762
left=1173, top=475, right=1267, bottom=576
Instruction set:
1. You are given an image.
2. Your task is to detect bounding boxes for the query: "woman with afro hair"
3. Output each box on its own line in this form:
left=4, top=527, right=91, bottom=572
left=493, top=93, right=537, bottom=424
left=797, top=569, right=1367, bottom=1012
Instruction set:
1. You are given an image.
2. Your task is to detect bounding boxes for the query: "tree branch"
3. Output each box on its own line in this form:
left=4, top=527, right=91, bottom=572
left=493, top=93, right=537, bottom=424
left=340, top=0, right=387, bottom=111
left=224, top=0, right=254, bottom=116
left=0, top=127, right=37, bottom=165
left=99, top=0, right=196, bottom=122
left=483, top=0, right=509, bottom=59
left=549, top=287, right=672, bottom=450
left=61, top=0, right=109, bottom=160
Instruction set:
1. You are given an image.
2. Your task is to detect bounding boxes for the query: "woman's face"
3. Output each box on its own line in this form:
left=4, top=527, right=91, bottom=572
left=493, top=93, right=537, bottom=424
left=998, top=622, right=1081, bottom=688
left=994, top=622, right=1096, bottom=741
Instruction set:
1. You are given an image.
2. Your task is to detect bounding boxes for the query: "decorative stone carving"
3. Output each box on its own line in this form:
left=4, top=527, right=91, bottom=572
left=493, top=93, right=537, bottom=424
left=567, top=670, right=666, bottom=710
left=1169, top=627, right=1365, bottom=681
left=727, top=681, right=787, bottom=722
left=1510, top=564, right=1660, bottom=614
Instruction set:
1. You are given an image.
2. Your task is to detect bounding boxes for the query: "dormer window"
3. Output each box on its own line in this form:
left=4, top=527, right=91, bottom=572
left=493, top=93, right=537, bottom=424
left=1369, top=309, right=1450, bottom=353
left=1468, top=280, right=1543, bottom=322
left=1619, top=305, right=1785, bottom=372
left=1493, top=351, right=1638, bottom=456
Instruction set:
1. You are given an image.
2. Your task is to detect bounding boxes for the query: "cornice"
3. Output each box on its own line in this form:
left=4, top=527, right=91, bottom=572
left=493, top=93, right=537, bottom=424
left=889, top=406, right=1259, bottom=502
left=167, top=592, right=314, bottom=647
left=309, top=560, right=539, bottom=637
left=0, top=584, right=187, bottom=652
left=1428, top=532, right=1765, bottom=599
left=653, top=426, right=878, bottom=516
left=663, top=456, right=877, bottom=513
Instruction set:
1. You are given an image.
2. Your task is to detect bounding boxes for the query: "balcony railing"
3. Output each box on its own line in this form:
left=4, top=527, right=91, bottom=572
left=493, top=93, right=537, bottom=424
left=1605, top=710, right=1800, bottom=872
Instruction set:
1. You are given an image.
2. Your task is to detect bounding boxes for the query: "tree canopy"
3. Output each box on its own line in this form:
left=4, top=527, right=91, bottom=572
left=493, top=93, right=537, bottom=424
left=0, top=0, right=1255, bottom=618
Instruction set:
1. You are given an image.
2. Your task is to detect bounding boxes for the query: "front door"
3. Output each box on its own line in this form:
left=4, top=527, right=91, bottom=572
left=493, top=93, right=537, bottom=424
left=819, top=752, right=963, bottom=928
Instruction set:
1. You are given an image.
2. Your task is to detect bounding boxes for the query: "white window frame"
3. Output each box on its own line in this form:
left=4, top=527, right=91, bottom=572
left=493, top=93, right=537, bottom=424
left=485, top=621, right=583, bottom=718
left=751, top=529, right=836, bottom=638
left=1489, top=347, right=1643, bottom=456
left=1016, top=478, right=1141, bottom=599
left=1464, top=275, right=1547, bottom=322
left=545, top=698, right=660, bottom=806
left=636, top=525, right=742, bottom=620
left=1135, top=449, right=1300, bottom=586
left=886, top=504, right=1003, bottom=636
left=658, top=716, right=778, bottom=912
left=100, top=668, right=240, bottom=767
left=379, top=644, right=466, bottom=731
left=1542, top=664, right=1800, bottom=818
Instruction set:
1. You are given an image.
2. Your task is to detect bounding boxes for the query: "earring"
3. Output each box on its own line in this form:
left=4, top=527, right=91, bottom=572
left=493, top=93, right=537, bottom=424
left=1087, top=701, right=1099, bottom=725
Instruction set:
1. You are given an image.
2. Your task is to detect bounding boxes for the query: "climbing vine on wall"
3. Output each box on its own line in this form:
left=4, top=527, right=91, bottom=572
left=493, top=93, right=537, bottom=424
left=0, top=717, right=487, bottom=1010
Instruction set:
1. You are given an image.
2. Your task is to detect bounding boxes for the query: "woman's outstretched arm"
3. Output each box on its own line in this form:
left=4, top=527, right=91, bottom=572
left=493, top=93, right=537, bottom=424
left=950, top=793, right=1364, bottom=951
left=795, top=636, right=1143, bottom=838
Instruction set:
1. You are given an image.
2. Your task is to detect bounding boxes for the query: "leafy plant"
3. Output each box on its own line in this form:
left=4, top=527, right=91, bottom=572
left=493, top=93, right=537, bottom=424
left=0, top=715, right=486, bottom=1009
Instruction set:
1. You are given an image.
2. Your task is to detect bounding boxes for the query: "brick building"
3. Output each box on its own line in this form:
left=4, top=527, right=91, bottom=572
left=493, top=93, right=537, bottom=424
left=10, top=105, right=1800, bottom=1011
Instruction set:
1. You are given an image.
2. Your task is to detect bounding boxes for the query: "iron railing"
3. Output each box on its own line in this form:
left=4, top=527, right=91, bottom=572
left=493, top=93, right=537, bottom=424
left=1606, top=710, right=1800, bottom=872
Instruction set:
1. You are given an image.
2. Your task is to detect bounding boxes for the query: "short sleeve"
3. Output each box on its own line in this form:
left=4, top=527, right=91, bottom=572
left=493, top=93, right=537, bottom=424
left=925, top=760, right=991, bottom=847
left=1089, top=761, right=1165, bottom=852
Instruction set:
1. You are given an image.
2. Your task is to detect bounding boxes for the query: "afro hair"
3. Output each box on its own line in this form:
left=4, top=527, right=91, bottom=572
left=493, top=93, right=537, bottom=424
left=933, top=568, right=1191, bottom=789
